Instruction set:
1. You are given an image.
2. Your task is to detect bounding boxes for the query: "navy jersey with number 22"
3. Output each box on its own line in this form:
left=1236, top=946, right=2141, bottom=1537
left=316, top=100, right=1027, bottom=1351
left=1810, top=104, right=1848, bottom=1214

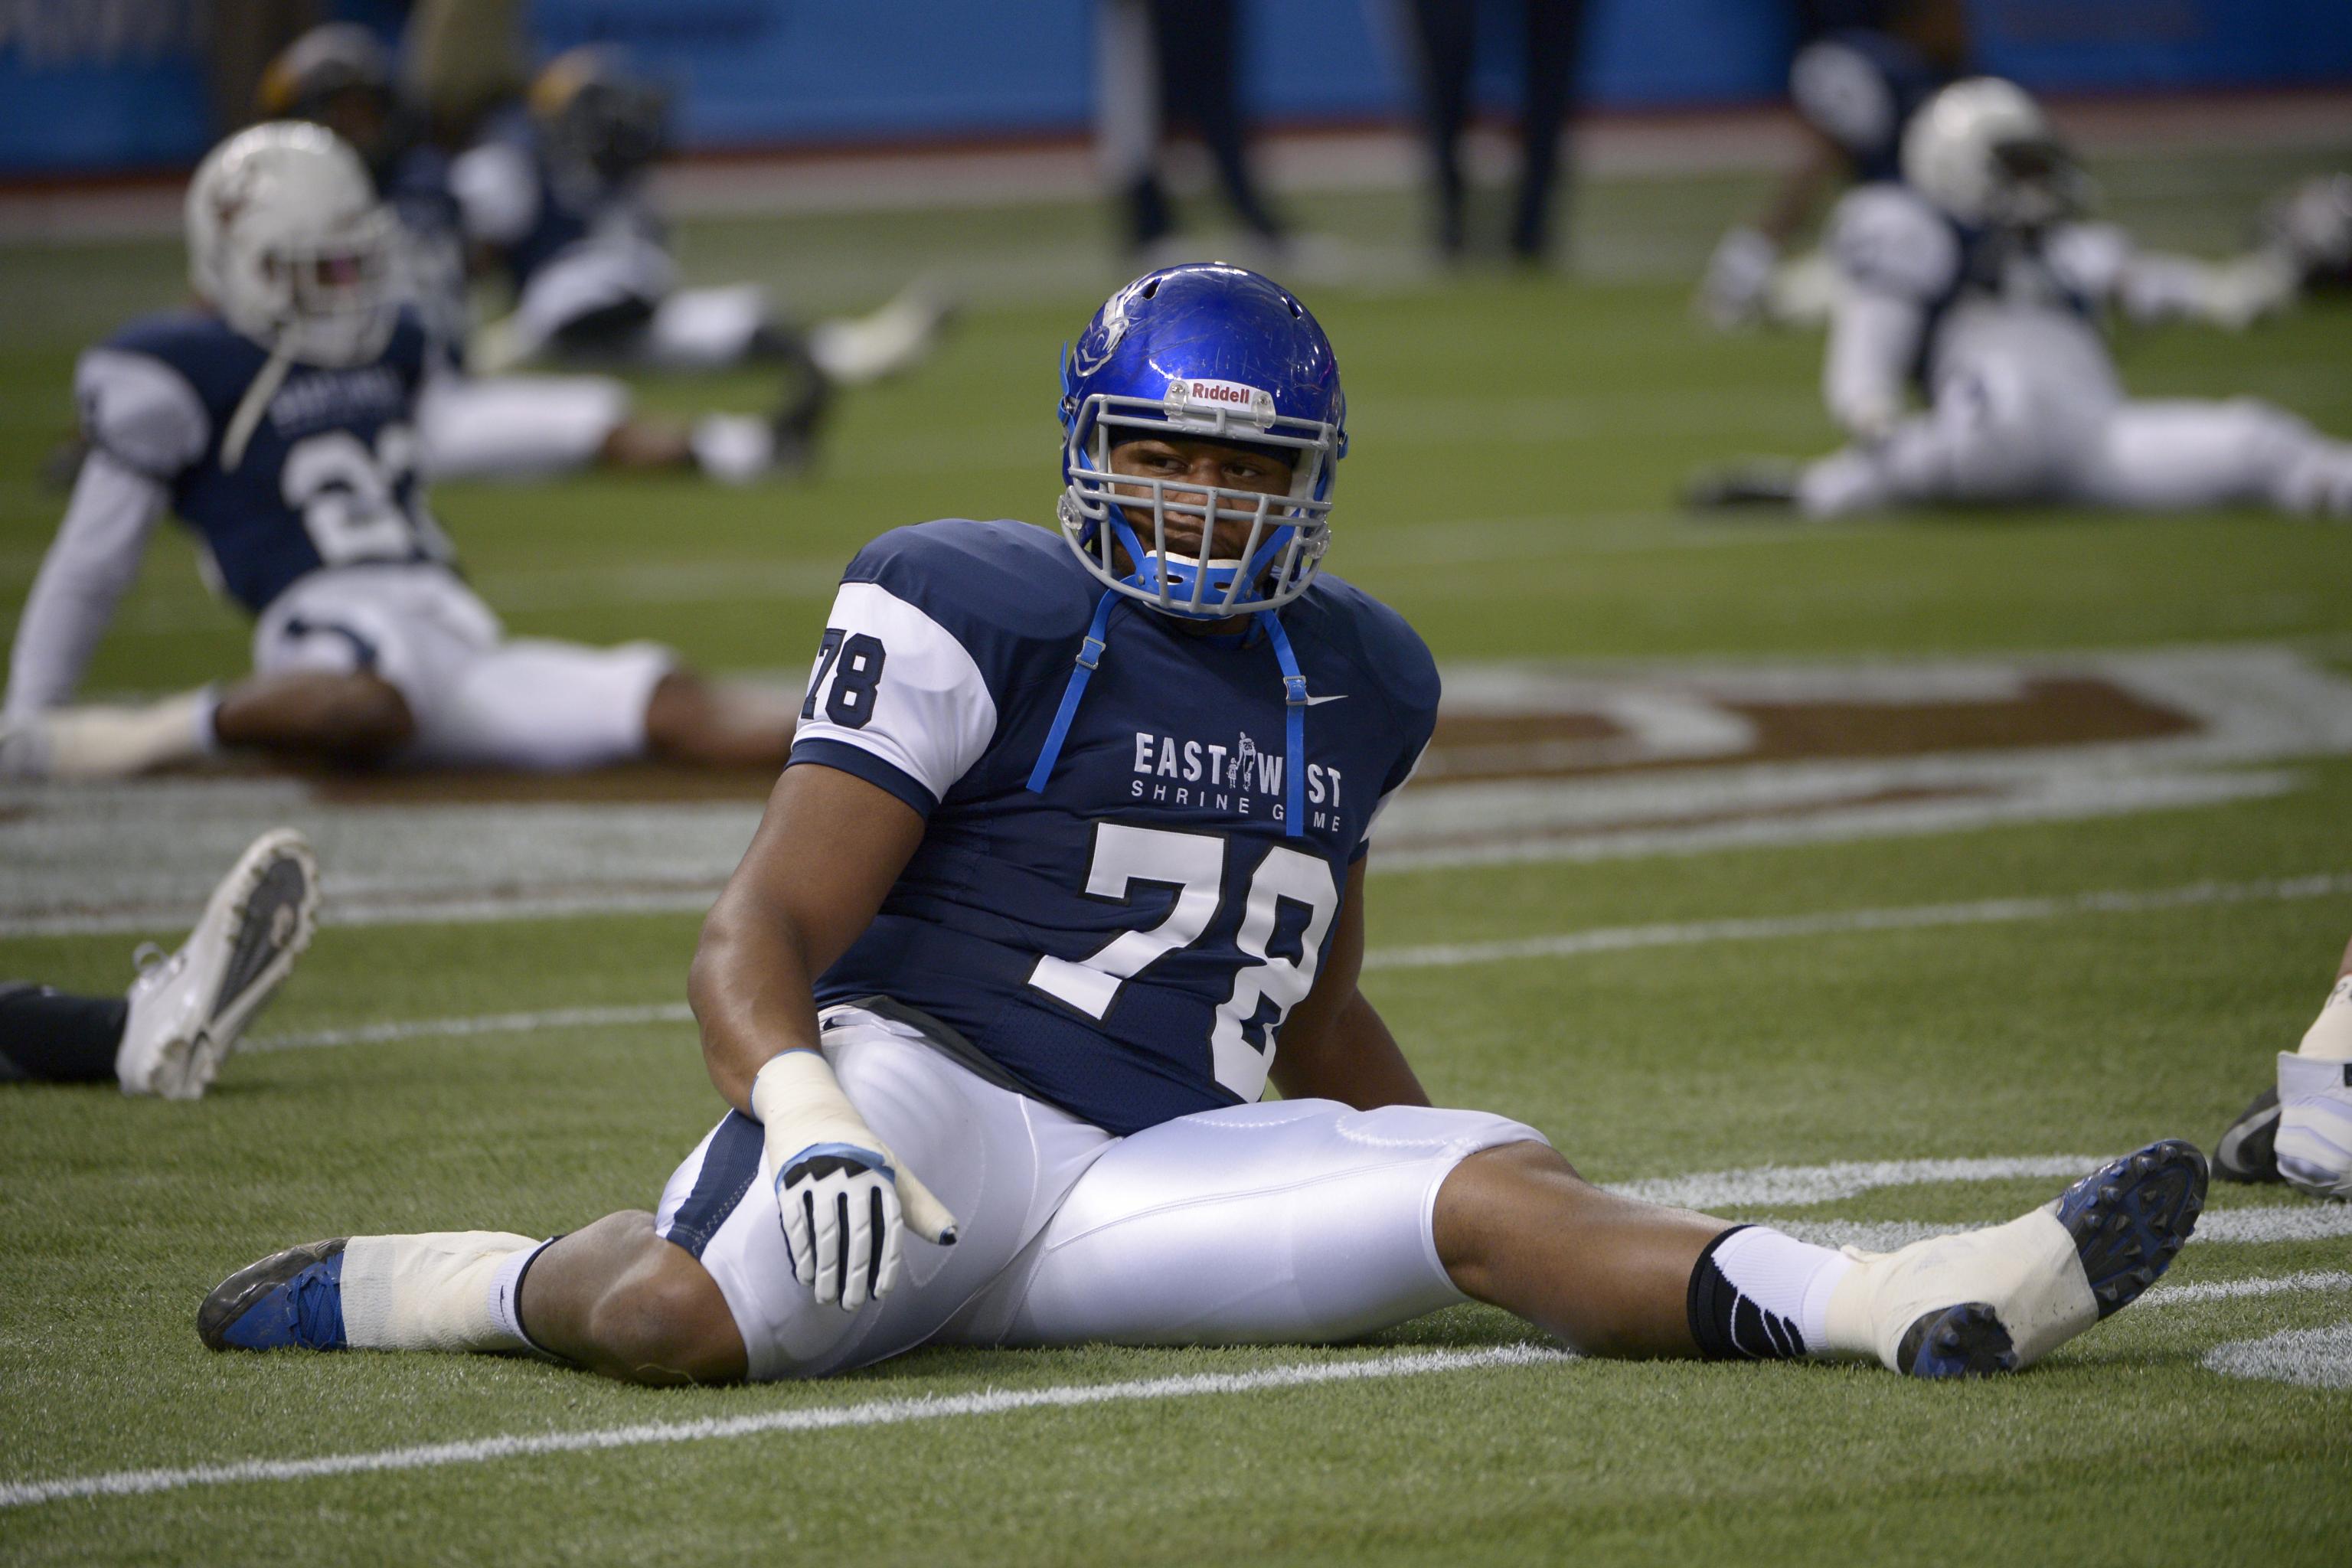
left=74, top=309, right=451, bottom=615
left=792, top=518, right=1438, bottom=1137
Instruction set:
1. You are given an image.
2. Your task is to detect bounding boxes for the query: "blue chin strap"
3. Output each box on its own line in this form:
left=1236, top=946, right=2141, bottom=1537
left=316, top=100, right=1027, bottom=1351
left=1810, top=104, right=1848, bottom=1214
left=1099, top=500, right=1299, bottom=621
left=1027, top=510, right=1309, bottom=838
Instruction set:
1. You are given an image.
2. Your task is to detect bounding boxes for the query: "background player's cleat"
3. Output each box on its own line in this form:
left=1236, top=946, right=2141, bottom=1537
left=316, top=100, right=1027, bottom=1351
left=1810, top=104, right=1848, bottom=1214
left=1681, top=461, right=1803, bottom=510
left=118, top=828, right=320, bottom=1099
left=1833, top=1138, right=2207, bottom=1377
left=198, top=1238, right=349, bottom=1351
left=2214, top=1086, right=2285, bottom=1184
left=2275, top=1053, right=2352, bottom=1199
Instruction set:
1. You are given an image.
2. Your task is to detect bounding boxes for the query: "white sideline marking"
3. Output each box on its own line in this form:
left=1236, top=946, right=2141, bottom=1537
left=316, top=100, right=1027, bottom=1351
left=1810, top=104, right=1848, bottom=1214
left=254, top=1003, right=694, bottom=1053
left=2203, top=1322, right=2352, bottom=1390
left=2147, top=1270, right=2352, bottom=1306
left=1368, top=874, right=2352, bottom=971
left=0, top=1343, right=1570, bottom=1511
left=242, top=872, right=2352, bottom=1054
left=1775, top=1206, right=2352, bottom=1253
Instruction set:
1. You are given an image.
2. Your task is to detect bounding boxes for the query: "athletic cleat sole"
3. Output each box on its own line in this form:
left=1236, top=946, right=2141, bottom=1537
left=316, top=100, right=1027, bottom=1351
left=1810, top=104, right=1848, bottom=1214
left=2052, top=1138, right=2207, bottom=1318
left=165, top=829, right=321, bottom=1099
left=1898, top=1301, right=2020, bottom=1378
left=2215, top=1086, right=2284, bottom=1184
left=198, top=1237, right=349, bottom=1352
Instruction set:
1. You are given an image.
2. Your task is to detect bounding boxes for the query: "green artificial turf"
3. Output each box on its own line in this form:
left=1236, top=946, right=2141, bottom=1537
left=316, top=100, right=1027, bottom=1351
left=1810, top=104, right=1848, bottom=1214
left=3, top=140, right=2349, bottom=1565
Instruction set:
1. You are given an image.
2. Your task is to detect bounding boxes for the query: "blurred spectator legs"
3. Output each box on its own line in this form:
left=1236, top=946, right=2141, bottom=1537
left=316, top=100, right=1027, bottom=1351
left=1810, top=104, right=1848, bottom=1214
left=1098, top=0, right=1285, bottom=256
left=1403, top=0, right=1586, bottom=264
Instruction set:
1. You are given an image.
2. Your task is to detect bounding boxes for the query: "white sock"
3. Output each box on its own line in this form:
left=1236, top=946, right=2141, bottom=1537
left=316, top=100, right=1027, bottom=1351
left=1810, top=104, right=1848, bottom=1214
left=690, top=413, right=776, bottom=484
left=1824, top=1206, right=2096, bottom=1370
left=190, top=685, right=224, bottom=756
left=1694, top=1225, right=1855, bottom=1359
left=2297, top=976, right=2352, bottom=1061
left=44, top=693, right=211, bottom=778
left=338, top=1231, right=540, bottom=1353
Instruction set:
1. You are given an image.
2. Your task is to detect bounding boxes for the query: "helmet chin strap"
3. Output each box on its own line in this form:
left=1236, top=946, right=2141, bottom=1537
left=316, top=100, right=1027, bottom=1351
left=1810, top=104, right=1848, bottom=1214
left=1099, top=499, right=1298, bottom=619
left=1028, top=513, right=1311, bottom=841
left=220, top=335, right=297, bottom=473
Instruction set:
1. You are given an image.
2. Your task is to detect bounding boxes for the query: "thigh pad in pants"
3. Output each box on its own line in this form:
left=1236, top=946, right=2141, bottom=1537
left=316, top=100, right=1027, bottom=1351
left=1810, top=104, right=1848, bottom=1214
left=949, top=1099, right=1548, bottom=1350
left=654, top=1006, right=1112, bottom=1380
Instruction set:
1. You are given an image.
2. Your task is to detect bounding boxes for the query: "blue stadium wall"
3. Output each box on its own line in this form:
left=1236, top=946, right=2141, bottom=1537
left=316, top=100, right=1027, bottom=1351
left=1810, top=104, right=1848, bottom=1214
left=3, top=0, right=2348, bottom=177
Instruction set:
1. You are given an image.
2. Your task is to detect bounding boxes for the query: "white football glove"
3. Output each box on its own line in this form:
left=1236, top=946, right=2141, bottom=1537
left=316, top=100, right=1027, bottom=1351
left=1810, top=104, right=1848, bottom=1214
left=749, top=1049, right=959, bottom=1311
left=1699, top=227, right=1779, bottom=329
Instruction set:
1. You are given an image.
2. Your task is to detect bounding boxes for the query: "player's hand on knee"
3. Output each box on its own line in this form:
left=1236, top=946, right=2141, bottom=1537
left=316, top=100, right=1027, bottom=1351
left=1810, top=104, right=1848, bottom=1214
left=750, top=1049, right=958, bottom=1310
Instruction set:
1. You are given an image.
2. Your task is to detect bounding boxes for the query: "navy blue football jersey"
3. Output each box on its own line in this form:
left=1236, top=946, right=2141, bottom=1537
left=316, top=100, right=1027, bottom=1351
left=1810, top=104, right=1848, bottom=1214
left=381, top=144, right=473, bottom=364
left=76, top=309, right=452, bottom=615
left=793, top=519, right=1437, bottom=1137
left=458, top=109, right=660, bottom=294
left=1828, top=183, right=2102, bottom=393
left=1790, top=28, right=1947, bottom=185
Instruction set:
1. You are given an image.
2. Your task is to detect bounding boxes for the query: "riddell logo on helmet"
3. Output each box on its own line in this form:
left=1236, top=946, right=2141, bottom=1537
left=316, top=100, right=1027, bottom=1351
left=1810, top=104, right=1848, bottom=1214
left=1165, top=377, right=1276, bottom=426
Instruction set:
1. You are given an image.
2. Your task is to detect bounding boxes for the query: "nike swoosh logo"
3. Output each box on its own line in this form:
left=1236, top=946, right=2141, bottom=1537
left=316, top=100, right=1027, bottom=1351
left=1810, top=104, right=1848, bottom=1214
left=1304, top=693, right=1349, bottom=706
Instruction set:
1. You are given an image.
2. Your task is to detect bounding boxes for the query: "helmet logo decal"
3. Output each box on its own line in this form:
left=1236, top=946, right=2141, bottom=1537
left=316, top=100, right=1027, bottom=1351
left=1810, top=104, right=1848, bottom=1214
left=1164, top=377, right=1276, bottom=429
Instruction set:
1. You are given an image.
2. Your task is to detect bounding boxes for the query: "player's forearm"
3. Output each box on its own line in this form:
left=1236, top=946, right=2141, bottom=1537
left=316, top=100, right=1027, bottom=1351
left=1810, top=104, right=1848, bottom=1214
left=687, top=890, right=828, bottom=1112
left=1755, top=140, right=1841, bottom=247
left=5, top=454, right=162, bottom=718
left=1271, top=991, right=1432, bottom=1112
left=1822, top=292, right=1921, bottom=439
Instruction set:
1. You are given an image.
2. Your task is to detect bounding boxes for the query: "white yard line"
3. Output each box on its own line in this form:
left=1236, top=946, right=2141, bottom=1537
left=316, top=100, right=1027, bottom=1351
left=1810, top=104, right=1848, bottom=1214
left=2146, top=1270, right=2352, bottom=1305
left=0, top=1343, right=1569, bottom=1511
left=2203, top=1322, right=2352, bottom=1390
left=237, top=871, right=2352, bottom=1053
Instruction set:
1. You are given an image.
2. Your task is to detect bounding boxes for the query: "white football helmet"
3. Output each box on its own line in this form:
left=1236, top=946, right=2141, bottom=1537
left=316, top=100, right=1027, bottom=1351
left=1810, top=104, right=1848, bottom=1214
left=186, top=121, right=395, bottom=367
left=1901, top=78, right=2085, bottom=230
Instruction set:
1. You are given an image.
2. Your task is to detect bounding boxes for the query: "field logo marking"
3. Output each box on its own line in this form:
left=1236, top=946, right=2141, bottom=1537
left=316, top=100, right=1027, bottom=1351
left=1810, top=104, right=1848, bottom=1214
left=9, top=645, right=2352, bottom=930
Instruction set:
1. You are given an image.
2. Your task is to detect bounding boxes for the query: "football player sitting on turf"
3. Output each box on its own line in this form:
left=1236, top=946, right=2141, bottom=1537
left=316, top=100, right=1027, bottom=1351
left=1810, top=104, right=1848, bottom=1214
left=1, top=830, right=316, bottom=1099
left=1697, top=0, right=1964, bottom=330
left=451, top=45, right=950, bottom=472
left=2216, top=933, right=2352, bottom=1201
left=258, top=24, right=790, bottom=485
left=200, top=264, right=2206, bottom=1383
left=0, top=122, right=799, bottom=781
left=1687, top=78, right=2337, bottom=520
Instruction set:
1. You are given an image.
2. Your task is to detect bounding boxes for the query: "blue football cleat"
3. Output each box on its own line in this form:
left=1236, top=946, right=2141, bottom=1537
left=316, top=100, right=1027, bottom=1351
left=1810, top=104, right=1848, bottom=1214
left=1875, top=1138, right=2207, bottom=1379
left=2050, top=1137, right=2207, bottom=1318
left=198, top=1238, right=350, bottom=1351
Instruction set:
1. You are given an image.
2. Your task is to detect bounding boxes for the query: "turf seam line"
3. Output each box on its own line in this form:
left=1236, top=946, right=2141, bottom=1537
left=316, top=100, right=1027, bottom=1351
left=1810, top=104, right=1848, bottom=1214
left=0, top=1344, right=1570, bottom=1511
left=246, top=871, right=2352, bottom=1052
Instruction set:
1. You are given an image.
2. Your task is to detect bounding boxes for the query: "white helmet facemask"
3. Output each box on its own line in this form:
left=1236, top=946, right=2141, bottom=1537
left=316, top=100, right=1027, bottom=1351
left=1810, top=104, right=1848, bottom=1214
left=188, top=122, right=397, bottom=371
left=1902, top=77, right=2088, bottom=231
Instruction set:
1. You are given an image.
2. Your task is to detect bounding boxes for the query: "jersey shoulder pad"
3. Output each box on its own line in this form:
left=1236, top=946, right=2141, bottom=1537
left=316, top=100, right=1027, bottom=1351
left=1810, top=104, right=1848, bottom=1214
left=793, top=519, right=1095, bottom=813
left=76, top=318, right=219, bottom=478
left=2040, top=221, right=2132, bottom=301
left=1829, top=184, right=1961, bottom=301
left=1292, top=572, right=1440, bottom=737
left=449, top=136, right=539, bottom=247
left=841, top=518, right=1098, bottom=685
left=1789, top=35, right=1900, bottom=156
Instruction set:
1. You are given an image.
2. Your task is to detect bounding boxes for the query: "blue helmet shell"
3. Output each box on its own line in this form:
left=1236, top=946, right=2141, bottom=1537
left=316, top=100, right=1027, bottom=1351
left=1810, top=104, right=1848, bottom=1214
left=1057, top=263, right=1348, bottom=618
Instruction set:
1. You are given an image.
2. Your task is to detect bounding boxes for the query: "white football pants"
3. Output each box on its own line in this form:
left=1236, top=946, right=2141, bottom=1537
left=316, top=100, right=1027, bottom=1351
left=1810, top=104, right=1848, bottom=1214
left=415, top=371, right=630, bottom=482
left=1802, top=312, right=2352, bottom=518
left=253, top=564, right=673, bottom=769
left=654, top=1004, right=1546, bottom=1381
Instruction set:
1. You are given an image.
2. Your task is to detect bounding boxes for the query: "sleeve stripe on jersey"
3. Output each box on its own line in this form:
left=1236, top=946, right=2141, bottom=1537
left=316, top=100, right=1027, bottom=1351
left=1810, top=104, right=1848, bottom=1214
left=792, top=579, right=1000, bottom=805
left=786, top=737, right=941, bottom=817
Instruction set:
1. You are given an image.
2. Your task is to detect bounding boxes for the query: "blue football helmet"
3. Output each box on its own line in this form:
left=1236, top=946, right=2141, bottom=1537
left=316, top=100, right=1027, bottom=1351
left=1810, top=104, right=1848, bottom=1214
left=1057, top=263, right=1347, bottom=619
